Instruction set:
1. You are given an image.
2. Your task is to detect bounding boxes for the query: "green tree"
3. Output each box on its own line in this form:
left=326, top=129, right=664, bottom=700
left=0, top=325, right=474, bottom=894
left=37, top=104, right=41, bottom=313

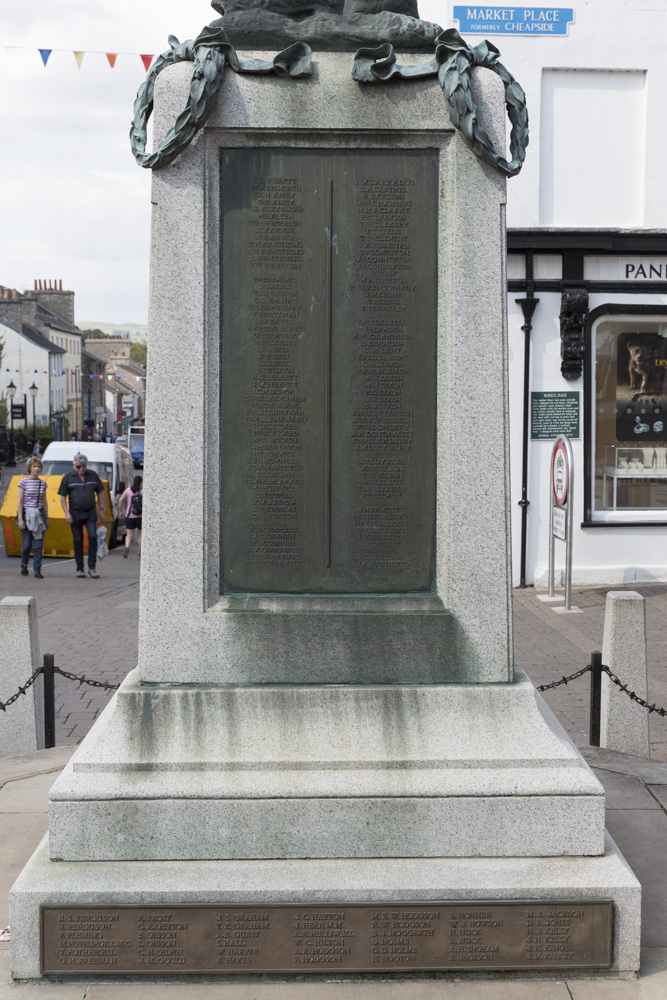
left=81, top=328, right=106, bottom=339
left=130, top=342, right=147, bottom=366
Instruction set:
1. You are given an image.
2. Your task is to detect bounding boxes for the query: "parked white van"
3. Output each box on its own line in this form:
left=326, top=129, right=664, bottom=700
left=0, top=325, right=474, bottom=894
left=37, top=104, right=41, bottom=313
left=41, top=441, right=135, bottom=547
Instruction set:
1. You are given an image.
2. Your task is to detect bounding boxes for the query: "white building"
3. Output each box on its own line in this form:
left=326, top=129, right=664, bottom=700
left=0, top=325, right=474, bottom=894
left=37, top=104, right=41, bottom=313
left=445, top=2, right=667, bottom=586
left=0, top=315, right=65, bottom=439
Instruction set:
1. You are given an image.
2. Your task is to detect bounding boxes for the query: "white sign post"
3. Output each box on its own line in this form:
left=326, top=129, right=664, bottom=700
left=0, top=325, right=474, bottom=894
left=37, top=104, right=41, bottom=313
left=547, top=434, right=576, bottom=611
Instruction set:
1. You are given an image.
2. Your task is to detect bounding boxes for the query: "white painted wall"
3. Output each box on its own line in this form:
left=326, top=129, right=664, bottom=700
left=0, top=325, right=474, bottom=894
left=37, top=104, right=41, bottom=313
left=0, top=319, right=63, bottom=432
left=467, top=0, right=667, bottom=230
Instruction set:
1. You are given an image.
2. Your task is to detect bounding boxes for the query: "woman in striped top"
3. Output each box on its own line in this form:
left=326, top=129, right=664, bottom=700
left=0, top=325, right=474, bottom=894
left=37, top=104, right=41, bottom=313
left=17, top=457, right=49, bottom=579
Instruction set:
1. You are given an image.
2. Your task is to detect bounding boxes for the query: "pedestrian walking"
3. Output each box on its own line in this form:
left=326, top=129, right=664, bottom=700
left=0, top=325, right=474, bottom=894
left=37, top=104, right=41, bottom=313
left=118, top=475, right=143, bottom=558
left=17, top=456, right=49, bottom=579
left=32, top=440, right=41, bottom=457
left=58, top=452, right=106, bottom=579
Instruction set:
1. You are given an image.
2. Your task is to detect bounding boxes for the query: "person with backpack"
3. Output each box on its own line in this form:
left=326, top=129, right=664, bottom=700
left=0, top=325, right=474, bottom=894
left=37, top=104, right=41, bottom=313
left=118, top=475, right=143, bottom=558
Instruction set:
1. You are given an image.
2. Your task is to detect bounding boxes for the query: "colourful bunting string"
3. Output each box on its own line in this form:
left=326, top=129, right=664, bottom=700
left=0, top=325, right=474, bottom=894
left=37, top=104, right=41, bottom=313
left=1, top=46, right=154, bottom=72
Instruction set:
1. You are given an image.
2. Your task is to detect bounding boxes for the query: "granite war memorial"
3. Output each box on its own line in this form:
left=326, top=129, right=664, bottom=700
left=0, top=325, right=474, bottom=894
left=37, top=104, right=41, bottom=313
left=11, top=0, right=640, bottom=980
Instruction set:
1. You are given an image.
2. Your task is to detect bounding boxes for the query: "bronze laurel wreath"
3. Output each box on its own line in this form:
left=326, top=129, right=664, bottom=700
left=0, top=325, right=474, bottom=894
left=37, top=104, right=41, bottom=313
left=436, top=30, right=528, bottom=178
left=130, top=25, right=527, bottom=179
left=130, top=26, right=312, bottom=170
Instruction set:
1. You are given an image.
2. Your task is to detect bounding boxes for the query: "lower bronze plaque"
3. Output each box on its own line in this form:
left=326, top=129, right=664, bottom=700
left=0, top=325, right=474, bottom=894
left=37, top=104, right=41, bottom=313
left=42, top=901, right=612, bottom=974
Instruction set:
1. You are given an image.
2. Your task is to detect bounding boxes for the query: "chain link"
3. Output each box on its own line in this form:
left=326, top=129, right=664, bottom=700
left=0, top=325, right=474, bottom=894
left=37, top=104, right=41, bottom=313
left=0, top=668, right=43, bottom=712
left=537, top=665, right=591, bottom=692
left=600, top=665, right=667, bottom=718
left=538, top=662, right=667, bottom=718
left=53, top=667, right=119, bottom=692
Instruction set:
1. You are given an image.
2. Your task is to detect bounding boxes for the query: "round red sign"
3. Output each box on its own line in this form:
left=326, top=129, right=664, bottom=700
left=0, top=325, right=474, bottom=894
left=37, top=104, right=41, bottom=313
left=552, top=441, right=569, bottom=506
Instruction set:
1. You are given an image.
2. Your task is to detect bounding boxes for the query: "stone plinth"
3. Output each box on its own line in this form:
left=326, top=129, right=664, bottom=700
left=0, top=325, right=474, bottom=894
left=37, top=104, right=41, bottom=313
left=10, top=48, right=641, bottom=980
left=47, top=668, right=604, bottom=861
left=0, top=597, right=42, bottom=757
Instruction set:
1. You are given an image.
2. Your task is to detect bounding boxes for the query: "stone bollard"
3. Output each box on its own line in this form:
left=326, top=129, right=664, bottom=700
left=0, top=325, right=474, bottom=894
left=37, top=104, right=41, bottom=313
left=0, top=597, right=42, bottom=758
left=600, top=591, right=650, bottom=758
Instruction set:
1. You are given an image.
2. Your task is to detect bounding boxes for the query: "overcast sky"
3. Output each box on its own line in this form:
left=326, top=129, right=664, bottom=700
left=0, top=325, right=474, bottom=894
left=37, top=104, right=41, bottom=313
left=0, top=0, right=445, bottom=326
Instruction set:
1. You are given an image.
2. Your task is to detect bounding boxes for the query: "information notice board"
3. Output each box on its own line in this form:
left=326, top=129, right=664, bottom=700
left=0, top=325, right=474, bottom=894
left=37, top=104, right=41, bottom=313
left=531, top=392, right=580, bottom=441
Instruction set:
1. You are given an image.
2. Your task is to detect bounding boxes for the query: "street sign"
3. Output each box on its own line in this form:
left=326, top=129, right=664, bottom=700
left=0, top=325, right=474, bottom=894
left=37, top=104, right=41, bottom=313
left=548, top=435, right=575, bottom=610
left=552, top=440, right=569, bottom=506
left=11, top=403, right=26, bottom=421
left=552, top=506, right=566, bottom=541
left=453, top=6, right=574, bottom=36
left=531, top=391, right=580, bottom=440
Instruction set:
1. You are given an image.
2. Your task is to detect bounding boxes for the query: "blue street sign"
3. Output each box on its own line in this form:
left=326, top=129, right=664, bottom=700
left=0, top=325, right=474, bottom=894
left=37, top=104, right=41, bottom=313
left=453, top=6, right=574, bottom=35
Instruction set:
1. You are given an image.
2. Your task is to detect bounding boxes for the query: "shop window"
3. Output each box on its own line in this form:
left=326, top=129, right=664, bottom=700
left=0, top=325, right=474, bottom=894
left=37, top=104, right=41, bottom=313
left=591, top=315, right=667, bottom=522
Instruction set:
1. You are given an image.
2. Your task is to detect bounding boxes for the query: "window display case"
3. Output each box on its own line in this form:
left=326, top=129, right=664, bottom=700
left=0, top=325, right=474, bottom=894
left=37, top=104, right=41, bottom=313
left=602, top=444, right=667, bottom=510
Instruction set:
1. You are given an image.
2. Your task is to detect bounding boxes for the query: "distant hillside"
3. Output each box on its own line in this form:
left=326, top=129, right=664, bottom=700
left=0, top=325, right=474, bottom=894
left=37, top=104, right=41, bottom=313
left=79, top=321, right=148, bottom=343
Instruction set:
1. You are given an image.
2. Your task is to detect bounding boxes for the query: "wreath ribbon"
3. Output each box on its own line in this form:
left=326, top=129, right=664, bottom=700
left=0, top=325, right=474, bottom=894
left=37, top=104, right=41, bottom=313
left=130, top=25, right=312, bottom=170
left=130, top=26, right=526, bottom=178
left=352, top=29, right=528, bottom=178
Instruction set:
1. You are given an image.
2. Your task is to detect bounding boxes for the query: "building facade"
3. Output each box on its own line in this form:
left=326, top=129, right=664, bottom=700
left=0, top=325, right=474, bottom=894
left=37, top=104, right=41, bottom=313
left=0, top=282, right=83, bottom=440
left=449, top=2, right=667, bottom=585
left=84, top=335, right=146, bottom=435
left=0, top=313, right=66, bottom=441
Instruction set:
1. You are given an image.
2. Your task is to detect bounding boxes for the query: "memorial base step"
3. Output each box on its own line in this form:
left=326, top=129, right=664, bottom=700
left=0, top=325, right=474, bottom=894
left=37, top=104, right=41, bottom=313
left=48, top=668, right=605, bottom=861
left=10, top=833, right=640, bottom=979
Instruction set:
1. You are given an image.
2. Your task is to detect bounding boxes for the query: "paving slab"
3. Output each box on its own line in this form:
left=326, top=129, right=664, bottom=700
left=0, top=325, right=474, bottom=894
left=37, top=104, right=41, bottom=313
left=603, top=810, right=667, bottom=949
left=589, top=770, right=661, bottom=810
left=84, top=982, right=573, bottom=999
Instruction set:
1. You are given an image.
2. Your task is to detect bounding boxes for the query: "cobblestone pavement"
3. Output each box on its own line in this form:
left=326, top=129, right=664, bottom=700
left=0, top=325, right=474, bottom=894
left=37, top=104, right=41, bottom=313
left=514, top=584, right=667, bottom=762
left=1, top=462, right=666, bottom=755
left=0, top=527, right=139, bottom=746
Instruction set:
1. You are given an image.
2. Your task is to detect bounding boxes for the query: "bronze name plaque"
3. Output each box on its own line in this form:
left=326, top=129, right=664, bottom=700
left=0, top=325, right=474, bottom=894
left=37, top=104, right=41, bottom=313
left=41, top=901, right=612, bottom=974
left=220, top=148, right=438, bottom=593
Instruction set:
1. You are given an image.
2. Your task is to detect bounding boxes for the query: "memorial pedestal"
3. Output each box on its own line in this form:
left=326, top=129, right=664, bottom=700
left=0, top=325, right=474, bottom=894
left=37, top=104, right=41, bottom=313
left=10, top=52, right=640, bottom=978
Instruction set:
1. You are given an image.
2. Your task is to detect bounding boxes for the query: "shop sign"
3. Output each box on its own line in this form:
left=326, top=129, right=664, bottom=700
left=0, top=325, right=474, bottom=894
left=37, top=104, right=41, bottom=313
left=531, top=391, right=580, bottom=440
left=453, top=6, right=574, bottom=35
left=11, top=403, right=26, bottom=420
left=584, top=256, right=667, bottom=281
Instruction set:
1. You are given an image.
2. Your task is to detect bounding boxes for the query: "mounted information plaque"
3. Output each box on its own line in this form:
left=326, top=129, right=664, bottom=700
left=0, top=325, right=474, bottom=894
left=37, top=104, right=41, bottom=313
left=42, top=901, right=612, bottom=973
left=220, top=148, right=438, bottom=593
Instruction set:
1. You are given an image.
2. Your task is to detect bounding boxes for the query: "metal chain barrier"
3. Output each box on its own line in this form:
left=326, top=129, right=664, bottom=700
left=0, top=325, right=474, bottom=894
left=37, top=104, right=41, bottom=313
left=1, top=665, right=119, bottom=714
left=53, top=666, right=119, bottom=692
left=537, top=665, right=592, bottom=693
left=600, top=664, right=667, bottom=718
left=0, top=668, right=43, bottom=712
left=538, top=662, right=667, bottom=718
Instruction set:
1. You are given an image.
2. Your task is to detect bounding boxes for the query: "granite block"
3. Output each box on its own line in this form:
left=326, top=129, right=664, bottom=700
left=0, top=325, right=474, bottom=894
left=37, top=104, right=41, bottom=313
left=139, top=54, right=512, bottom=685
left=601, top=592, right=650, bottom=758
left=0, top=597, right=41, bottom=757
left=10, top=833, right=641, bottom=979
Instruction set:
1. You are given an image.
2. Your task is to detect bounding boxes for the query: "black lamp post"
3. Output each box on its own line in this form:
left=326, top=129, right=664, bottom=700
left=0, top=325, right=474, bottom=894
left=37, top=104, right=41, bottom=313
left=29, top=382, right=38, bottom=443
left=6, top=380, right=17, bottom=466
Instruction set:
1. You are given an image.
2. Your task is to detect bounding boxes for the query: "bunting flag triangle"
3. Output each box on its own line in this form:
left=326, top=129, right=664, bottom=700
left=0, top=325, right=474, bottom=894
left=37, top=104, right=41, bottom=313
left=140, top=54, right=154, bottom=72
left=39, top=49, right=52, bottom=67
left=106, top=53, right=117, bottom=68
left=73, top=51, right=85, bottom=70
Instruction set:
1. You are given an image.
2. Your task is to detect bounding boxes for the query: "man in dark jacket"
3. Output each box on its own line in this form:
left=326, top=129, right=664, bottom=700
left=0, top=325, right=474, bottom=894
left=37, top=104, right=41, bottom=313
left=58, top=452, right=106, bottom=579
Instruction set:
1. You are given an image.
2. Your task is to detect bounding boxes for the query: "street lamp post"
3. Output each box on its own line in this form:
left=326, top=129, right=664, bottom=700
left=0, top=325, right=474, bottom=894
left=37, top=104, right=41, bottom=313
left=6, top=380, right=16, bottom=467
left=29, top=382, right=38, bottom=444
